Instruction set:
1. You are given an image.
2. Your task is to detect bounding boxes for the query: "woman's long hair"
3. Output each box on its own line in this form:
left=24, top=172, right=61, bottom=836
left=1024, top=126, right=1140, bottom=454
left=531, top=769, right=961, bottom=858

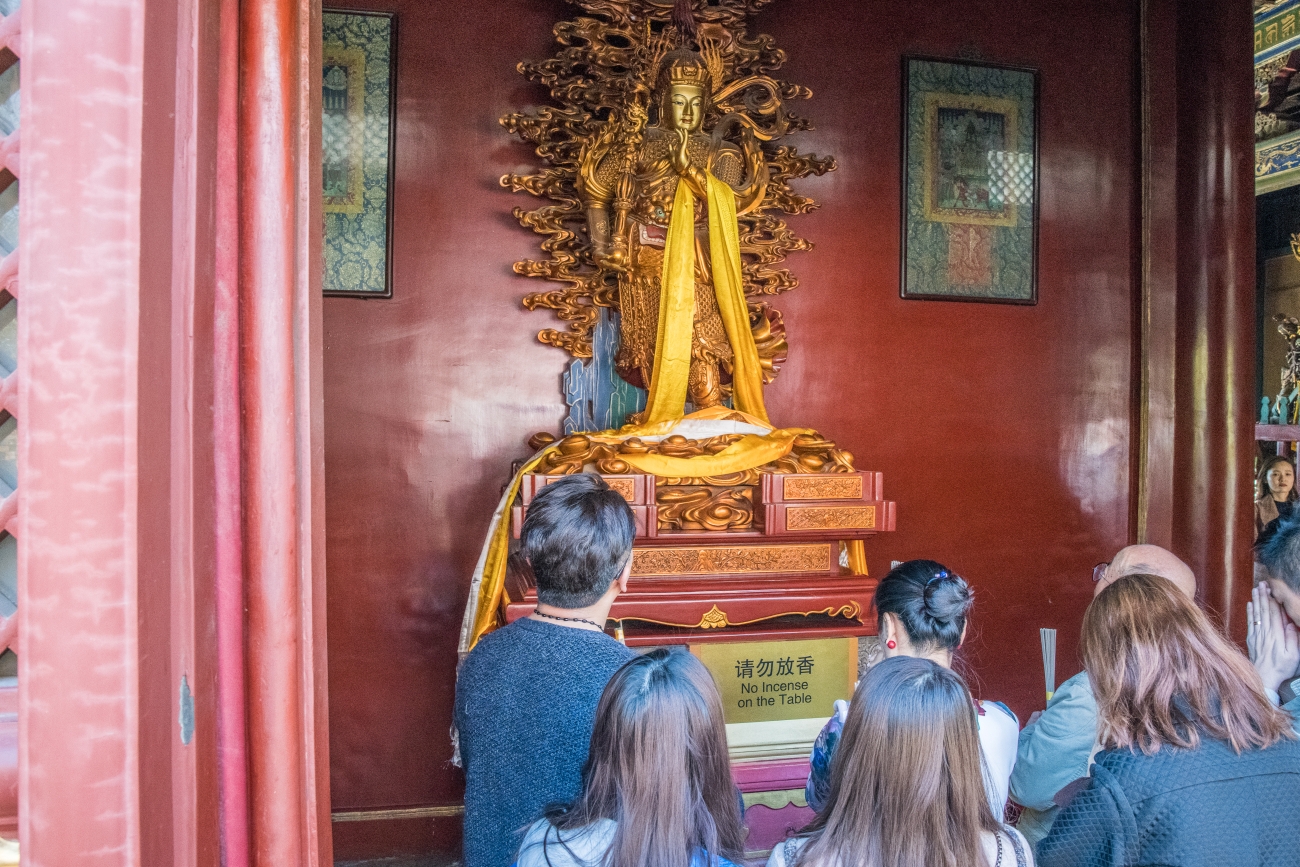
left=1083, top=573, right=1296, bottom=754
left=1257, top=455, right=1298, bottom=502
left=542, top=648, right=745, bottom=867
left=794, top=656, right=998, bottom=867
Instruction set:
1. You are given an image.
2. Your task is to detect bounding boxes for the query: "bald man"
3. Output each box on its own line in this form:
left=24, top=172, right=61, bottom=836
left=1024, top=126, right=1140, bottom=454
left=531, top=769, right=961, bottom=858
left=1009, top=544, right=1197, bottom=847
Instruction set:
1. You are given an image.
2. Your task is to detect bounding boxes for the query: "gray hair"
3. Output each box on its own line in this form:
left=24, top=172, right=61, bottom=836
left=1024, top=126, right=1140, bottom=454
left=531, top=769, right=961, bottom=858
left=521, top=473, right=636, bottom=609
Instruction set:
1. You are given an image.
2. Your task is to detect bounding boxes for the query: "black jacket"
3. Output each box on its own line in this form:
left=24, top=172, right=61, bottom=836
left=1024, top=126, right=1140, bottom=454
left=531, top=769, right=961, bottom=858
left=1037, top=733, right=1300, bottom=866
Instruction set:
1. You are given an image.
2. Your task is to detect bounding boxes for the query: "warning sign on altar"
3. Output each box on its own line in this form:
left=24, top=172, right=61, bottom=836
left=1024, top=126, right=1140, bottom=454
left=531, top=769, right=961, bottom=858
left=692, top=637, right=856, bottom=725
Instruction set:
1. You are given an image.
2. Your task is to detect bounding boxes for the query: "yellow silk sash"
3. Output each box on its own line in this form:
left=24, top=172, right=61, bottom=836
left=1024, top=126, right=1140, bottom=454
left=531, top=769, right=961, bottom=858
left=465, top=447, right=557, bottom=652
left=642, top=174, right=770, bottom=425
left=706, top=172, right=769, bottom=423
left=642, top=179, right=698, bottom=424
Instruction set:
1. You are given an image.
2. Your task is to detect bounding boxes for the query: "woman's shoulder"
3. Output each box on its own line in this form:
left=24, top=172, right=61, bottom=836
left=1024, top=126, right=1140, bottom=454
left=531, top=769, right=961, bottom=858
left=516, top=818, right=617, bottom=867
left=764, top=834, right=809, bottom=867
left=977, top=826, right=1035, bottom=867
left=1092, top=735, right=1300, bottom=799
left=977, top=699, right=1020, bottom=743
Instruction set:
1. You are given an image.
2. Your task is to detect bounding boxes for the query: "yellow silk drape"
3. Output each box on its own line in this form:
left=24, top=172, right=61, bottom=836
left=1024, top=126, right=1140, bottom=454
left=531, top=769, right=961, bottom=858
left=642, top=179, right=698, bottom=424
left=705, top=172, right=769, bottom=423
left=465, top=420, right=809, bottom=651
left=466, top=447, right=557, bottom=651
left=462, top=419, right=871, bottom=651
left=642, top=173, right=770, bottom=425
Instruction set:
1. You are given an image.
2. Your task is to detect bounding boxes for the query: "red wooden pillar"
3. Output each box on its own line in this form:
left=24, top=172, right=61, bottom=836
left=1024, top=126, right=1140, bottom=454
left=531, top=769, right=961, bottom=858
left=20, top=0, right=330, bottom=860
left=237, top=0, right=332, bottom=860
left=1134, top=0, right=1255, bottom=635
left=19, top=0, right=175, bottom=859
left=1169, top=0, right=1256, bottom=638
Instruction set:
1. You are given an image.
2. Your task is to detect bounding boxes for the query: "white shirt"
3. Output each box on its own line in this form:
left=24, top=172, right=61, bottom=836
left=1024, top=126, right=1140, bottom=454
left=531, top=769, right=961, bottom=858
left=765, top=825, right=1034, bottom=867
left=515, top=818, right=616, bottom=867
left=976, top=699, right=1020, bottom=817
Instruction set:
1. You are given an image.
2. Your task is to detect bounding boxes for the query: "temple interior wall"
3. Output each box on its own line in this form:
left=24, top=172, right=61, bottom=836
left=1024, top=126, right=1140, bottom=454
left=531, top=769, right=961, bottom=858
left=321, top=0, right=1139, bottom=858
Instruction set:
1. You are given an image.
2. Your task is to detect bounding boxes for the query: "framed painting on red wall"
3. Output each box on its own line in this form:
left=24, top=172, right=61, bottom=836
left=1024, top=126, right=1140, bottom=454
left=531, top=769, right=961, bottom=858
left=323, top=9, right=397, bottom=297
left=900, top=56, right=1039, bottom=305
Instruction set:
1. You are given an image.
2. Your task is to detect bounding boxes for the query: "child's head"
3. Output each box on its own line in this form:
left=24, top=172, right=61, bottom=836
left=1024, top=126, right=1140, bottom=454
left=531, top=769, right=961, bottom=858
left=798, top=656, right=996, bottom=867
left=549, top=649, right=745, bottom=867
left=521, top=474, right=636, bottom=609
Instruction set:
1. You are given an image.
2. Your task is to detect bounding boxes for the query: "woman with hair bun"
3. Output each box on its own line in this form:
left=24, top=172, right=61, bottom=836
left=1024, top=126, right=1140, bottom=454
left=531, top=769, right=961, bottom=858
left=804, top=559, right=1019, bottom=819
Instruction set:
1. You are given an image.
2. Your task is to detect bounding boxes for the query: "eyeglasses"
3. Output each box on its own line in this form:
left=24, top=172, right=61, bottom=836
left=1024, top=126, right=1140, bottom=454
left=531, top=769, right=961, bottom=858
left=1092, top=562, right=1109, bottom=583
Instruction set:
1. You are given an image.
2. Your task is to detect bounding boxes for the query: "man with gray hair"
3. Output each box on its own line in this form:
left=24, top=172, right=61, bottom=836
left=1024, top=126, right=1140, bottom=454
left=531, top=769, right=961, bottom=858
left=1010, top=544, right=1196, bottom=846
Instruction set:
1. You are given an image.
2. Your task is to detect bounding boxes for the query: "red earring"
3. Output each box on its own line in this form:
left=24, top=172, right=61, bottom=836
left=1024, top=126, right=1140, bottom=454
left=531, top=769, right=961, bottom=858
left=886, top=639, right=896, bottom=649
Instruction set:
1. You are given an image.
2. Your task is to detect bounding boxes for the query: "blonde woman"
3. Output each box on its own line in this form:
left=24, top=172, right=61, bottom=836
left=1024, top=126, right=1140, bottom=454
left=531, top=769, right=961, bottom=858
left=1038, top=573, right=1300, bottom=866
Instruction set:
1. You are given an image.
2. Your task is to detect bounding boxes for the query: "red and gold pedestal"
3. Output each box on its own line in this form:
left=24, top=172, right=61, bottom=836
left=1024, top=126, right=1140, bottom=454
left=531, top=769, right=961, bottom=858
left=502, top=467, right=895, bottom=860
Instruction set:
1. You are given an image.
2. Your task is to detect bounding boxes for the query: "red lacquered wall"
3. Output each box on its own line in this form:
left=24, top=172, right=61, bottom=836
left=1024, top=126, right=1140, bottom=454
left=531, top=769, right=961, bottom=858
left=749, top=0, right=1135, bottom=717
left=322, top=0, right=1139, bottom=858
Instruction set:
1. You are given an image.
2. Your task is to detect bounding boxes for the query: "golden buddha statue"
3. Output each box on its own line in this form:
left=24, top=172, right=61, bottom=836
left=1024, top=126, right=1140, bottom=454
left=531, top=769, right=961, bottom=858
left=578, top=46, right=767, bottom=414
left=464, top=2, right=869, bottom=655
left=501, top=0, right=836, bottom=426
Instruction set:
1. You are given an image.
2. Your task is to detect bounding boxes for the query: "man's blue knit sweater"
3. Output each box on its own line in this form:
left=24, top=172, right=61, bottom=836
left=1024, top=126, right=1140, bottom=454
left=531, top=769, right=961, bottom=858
left=454, top=617, right=634, bottom=867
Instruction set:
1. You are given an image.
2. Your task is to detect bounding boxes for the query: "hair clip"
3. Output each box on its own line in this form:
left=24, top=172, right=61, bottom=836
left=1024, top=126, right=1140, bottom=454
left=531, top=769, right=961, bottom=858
left=926, top=569, right=949, bottom=585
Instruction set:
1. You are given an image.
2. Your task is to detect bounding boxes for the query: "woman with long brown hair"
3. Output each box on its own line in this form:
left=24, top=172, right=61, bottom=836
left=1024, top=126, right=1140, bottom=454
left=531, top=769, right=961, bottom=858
left=1256, top=454, right=1297, bottom=544
left=771, top=656, right=1033, bottom=867
left=1038, top=573, right=1300, bottom=866
left=514, top=648, right=746, bottom=867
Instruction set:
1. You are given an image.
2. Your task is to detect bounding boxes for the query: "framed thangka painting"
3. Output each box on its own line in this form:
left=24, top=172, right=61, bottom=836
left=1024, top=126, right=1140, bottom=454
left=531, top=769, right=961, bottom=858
left=322, top=10, right=396, bottom=297
left=901, top=57, right=1038, bottom=304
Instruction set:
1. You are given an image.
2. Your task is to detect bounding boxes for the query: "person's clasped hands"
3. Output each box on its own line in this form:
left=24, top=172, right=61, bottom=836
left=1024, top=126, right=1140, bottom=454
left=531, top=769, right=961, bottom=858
left=1248, top=581, right=1300, bottom=703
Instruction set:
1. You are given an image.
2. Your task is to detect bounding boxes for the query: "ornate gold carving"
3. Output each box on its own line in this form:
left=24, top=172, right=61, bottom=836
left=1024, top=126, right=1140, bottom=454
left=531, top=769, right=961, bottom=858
left=606, top=478, right=636, bottom=501
left=501, top=0, right=835, bottom=390
left=782, top=475, right=863, bottom=501
left=698, top=605, right=729, bottom=628
left=785, top=506, right=877, bottom=531
left=620, top=601, right=865, bottom=631
left=632, top=543, right=831, bottom=576
left=656, top=485, right=753, bottom=531
left=526, top=430, right=856, bottom=479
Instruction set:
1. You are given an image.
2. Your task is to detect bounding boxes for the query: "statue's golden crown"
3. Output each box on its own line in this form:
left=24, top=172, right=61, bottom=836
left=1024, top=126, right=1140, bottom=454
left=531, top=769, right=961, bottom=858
left=668, top=60, right=709, bottom=86
left=657, top=49, right=710, bottom=91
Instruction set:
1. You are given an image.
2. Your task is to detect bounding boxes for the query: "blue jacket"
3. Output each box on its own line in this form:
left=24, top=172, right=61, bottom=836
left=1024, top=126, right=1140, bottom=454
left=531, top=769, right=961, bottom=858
left=1008, top=671, right=1097, bottom=846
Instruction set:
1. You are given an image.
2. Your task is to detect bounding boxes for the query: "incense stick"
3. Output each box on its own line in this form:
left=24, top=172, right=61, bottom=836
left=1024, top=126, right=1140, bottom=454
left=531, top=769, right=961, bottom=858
left=1040, top=627, right=1057, bottom=702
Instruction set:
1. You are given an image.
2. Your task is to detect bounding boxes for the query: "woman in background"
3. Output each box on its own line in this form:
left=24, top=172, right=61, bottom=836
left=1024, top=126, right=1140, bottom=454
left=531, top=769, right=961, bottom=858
left=1037, top=573, right=1300, bottom=867
left=1255, top=455, right=1297, bottom=545
left=514, top=648, right=746, bottom=867
left=771, top=656, right=1033, bottom=867
left=805, top=559, right=1018, bottom=818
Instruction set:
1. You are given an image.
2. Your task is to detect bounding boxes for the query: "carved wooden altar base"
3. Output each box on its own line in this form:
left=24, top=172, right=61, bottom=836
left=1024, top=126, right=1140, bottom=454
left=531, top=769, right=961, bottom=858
left=504, top=467, right=894, bottom=645
left=504, top=568, right=879, bottom=646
